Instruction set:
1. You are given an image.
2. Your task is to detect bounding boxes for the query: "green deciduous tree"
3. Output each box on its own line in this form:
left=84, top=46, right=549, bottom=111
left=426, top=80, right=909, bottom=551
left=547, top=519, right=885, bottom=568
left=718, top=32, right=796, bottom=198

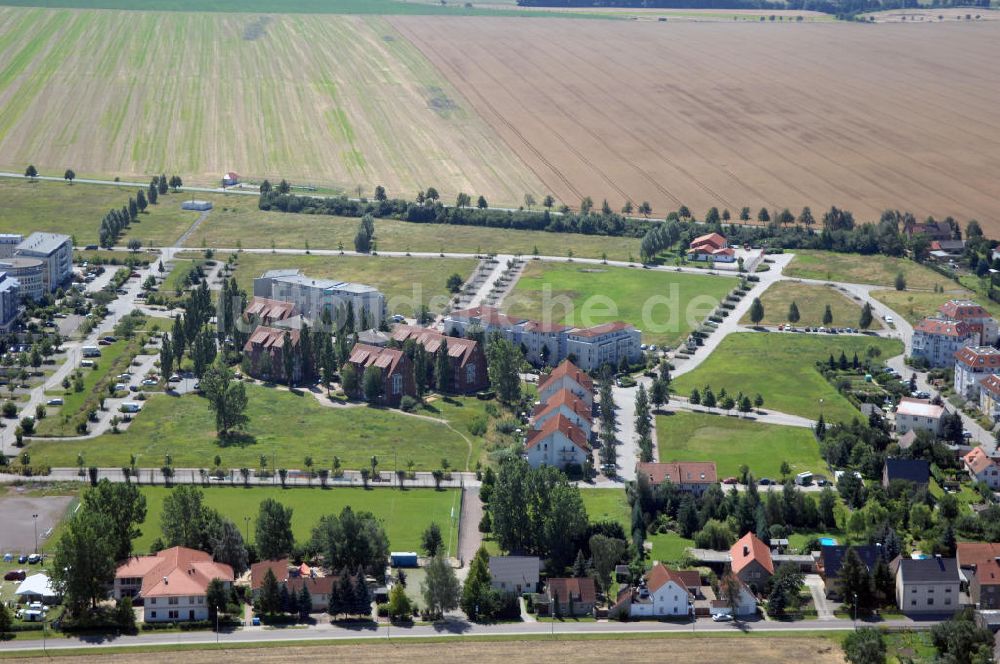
left=843, top=628, right=886, bottom=664
left=81, top=479, right=147, bottom=561
left=422, top=553, right=460, bottom=619
left=256, top=498, right=294, bottom=560
left=421, top=522, right=444, bottom=557
left=749, top=297, right=764, bottom=325
left=201, top=360, right=249, bottom=436
left=310, top=506, right=389, bottom=576
left=52, top=511, right=116, bottom=614
left=486, top=333, right=522, bottom=405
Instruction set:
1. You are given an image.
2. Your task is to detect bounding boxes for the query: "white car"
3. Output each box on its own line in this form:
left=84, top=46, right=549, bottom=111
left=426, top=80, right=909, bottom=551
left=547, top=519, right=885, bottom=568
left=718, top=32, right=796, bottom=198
left=712, top=613, right=733, bottom=622
left=46, top=398, right=63, bottom=406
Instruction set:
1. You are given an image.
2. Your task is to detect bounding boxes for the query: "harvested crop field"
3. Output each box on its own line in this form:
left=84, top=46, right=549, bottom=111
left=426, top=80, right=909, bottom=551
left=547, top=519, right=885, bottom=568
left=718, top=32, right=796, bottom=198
left=0, top=9, right=541, bottom=202
left=394, top=17, right=1000, bottom=231
left=3, top=636, right=845, bottom=663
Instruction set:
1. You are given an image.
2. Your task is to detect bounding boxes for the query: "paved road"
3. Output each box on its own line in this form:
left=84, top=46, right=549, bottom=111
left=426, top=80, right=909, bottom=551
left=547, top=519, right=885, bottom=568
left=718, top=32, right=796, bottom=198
left=458, top=486, right=484, bottom=567
left=0, top=612, right=932, bottom=654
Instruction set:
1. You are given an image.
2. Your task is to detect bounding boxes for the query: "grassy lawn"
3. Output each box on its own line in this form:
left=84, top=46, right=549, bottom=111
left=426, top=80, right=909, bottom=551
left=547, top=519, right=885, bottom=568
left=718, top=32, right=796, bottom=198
left=504, top=262, right=733, bottom=346
left=580, top=489, right=630, bottom=531
left=656, top=411, right=826, bottom=479
left=188, top=195, right=641, bottom=260
left=743, top=281, right=881, bottom=329
left=647, top=532, right=695, bottom=564
left=133, top=485, right=459, bottom=555
left=33, top=338, right=144, bottom=437
left=26, top=384, right=485, bottom=471
left=229, top=252, right=477, bottom=317
left=0, top=178, right=198, bottom=247
left=672, top=332, right=903, bottom=422
left=784, top=250, right=953, bottom=291
left=161, top=258, right=209, bottom=294
left=871, top=287, right=1000, bottom=325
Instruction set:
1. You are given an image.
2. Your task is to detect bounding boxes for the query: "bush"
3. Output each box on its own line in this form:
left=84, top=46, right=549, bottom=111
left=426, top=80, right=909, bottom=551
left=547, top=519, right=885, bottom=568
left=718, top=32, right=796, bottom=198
left=2, top=401, right=16, bottom=418
left=399, top=395, right=418, bottom=412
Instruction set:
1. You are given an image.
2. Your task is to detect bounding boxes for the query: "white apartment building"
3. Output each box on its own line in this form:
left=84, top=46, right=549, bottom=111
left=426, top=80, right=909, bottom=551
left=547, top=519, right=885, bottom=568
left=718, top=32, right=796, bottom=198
left=253, top=269, right=385, bottom=330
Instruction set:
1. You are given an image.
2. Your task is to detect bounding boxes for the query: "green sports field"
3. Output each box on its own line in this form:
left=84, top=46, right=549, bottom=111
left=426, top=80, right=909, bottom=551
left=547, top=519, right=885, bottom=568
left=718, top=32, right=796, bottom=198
left=672, top=331, right=903, bottom=422
left=133, top=485, right=460, bottom=555
left=26, top=385, right=488, bottom=471
left=656, top=411, right=826, bottom=479
left=504, top=262, right=734, bottom=346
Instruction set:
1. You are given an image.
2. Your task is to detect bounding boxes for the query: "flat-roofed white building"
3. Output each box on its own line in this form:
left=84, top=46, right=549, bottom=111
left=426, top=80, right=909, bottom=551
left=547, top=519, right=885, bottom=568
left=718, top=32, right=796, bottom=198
left=253, top=269, right=385, bottom=330
left=895, top=397, right=945, bottom=435
left=13, top=232, right=72, bottom=293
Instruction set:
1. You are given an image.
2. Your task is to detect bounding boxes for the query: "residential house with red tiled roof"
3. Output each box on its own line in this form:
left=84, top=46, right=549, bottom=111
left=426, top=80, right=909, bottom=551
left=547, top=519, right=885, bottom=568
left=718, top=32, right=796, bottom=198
left=954, top=346, right=1000, bottom=400
left=964, top=447, right=1000, bottom=490
left=939, top=300, right=998, bottom=346
left=636, top=461, right=718, bottom=496
left=532, top=388, right=593, bottom=431
left=525, top=413, right=590, bottom=470
left=958, top=542, right=1000, bottom=609
left=114, top=547, right=233, bottom=623
left=243, top=326, right=302, bottom=383
left=688, top=233, right=735, bottom=263
left=912, top=317, right=975, bottom=367
left=629, top=563, right=694, bottom=618
left=345, top=344, right=415, bottom=406
left=542, top=577, right=596, bottom=617
left=249, top=558, right=336, bottom=612
left=442, top=305, right=525, bottom=339
left=391, top=325, right=488, bottom=393
left=981, top=374, right=1000, bottom=423
left=730, top=533, right=774, bottom=591
left=243, top=296, right=298, bottom=329
left=538, top=360, right=594, bottom=407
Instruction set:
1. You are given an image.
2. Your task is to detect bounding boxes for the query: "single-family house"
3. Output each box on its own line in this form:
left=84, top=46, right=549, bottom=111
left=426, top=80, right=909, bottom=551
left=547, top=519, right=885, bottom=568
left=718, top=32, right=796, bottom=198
left=538, top=360, right=594, bottom=408
left=882, top=458, right=930, bottom=490
left=635, top=461, right=718, bottom=496
left=249, top=559, right=336, bottom=612
left=939, top=300, right=999, bottom=346
left=541, top=577, right=596, bottom=617
left=958, top=543, right=1000, bottom=610
left=964, top=448, right=1000, bottom=491
left=711, top=573, right=758, bottom=617
left=912, top=317, right=975, bottom=368
left=954, top=346, right=1000, bottom=401
left=688, top=233, right=735, bottom=262
left=904, top=218, right=954, bottom=242
left=344, top=344, right=416, bottom=406
left=628, top=563, right=693, bottom=618
left=114, top=547, right=234, bottom=622
left=730, top=532, right=774, bottom=591
left=894, top=398, right=945, bottom=435
left=532, top=388, right=593, bottom=431
left=391, top=325, right=489, bottom=393
left=524, top=413, right=591, bottom=470
left=981, top=374, right=1000, bottom=423
left=895, top=557, right=960, bottom=615
left=243, top=325, right=302, bottom=383
left=488, top=556, right=541, bottom=595
left=818, top=545, right=883, bottom=598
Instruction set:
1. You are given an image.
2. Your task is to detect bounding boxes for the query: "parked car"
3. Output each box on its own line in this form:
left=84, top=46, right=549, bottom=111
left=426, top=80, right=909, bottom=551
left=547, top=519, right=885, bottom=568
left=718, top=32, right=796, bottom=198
left=17, top=554, right=28, bottom=564
left=759, top=478, right=774, bottom=486
left=98, top=339, right=112, bottom=346
left=46, top=398, right=63, bottom=406
left=27, top=553, right=42, bottom=564
left=141, top=379, right=158, bottom=387
left=721, top=477, right=739, bottom=485
left=3, top=569, right=26, bottom=581
left=712, top=613, right=733, bottom=622
left=168, top=374, right=181, bottom=383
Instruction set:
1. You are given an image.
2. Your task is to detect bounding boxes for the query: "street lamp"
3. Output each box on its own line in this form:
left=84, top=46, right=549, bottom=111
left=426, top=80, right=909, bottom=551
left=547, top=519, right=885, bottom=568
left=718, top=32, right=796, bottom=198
left=32, top=513, right=39, bottom=553
left=244, top=515, right=251, bottom=543
left=853, top=592, right=858, bottom=630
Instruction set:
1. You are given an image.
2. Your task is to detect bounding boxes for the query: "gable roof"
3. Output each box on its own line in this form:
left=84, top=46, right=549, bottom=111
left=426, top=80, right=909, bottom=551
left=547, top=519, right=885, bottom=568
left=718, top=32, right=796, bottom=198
left=243, top=296, right=297, bottom=322
left=286, top=574, right=337, bottom=595
left=250, top=558, right=291, bottom=590
left=821, top=545, right=882, bottom=580
left=538, top=359, right=594, bottom=393
left=884, top=458, right=930, bottom=485
left=690, top=232, right=726, bottom=250
left=532, top=388, right=592, bottom=424
left=391, top=325, right=481, bottom=365
left=957, top=542, right=1000, bottom=570
left=897, top=430, right=918, bottom=450
left=115, top=546, right=233, bottom=598
left=244, top=325, right=300, bottom=352
left=637, top=461, right=717, bottom=486
left=525, top=414, right=590, bottom=453
left=568, top=321, right=634, bottom=339
left=546, top=577, right=596, bottom=604
left=965, top=447, right=999, bottom=475
left=899, top=557, right=958, bottom=584
left=940, top=299, right=991, bottom=320
left=983, top=374, right=1000, bottom=399
left=730, top=532, right=774, bottom=576
left=645, top=563, right=692, bottom=595
left=348, top=343, right=406, bottom=374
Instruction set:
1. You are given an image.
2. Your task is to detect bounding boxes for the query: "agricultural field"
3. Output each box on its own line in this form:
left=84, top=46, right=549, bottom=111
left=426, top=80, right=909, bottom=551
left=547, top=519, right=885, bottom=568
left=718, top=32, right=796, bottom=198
left=742, top=280, right=881, bottom=328
left=0, top=178, right=199, bottom=247
left=133, top=485, right=460, bottom=555
left=784, top=250, right=954, bottom=291
left=503, top=262, right=734, bottom=345
left=672, top=331, right=903, bottom=422
left=0, top=9, right=541, bottom=204
left=183, top=193, right=642, bottom=260
left=229, top=252, right=477, bottom=317
left=395, top=17, right=1000, bottom=230
left=656, top=411, right=826, bottom=479
left=25, top=384, right=487, bottom=471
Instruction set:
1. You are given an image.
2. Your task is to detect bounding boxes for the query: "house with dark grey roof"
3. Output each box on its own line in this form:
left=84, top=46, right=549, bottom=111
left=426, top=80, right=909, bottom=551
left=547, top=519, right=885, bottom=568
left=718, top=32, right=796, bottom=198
left=895, top=557, right=960, bottom=614
left=882, top=458, right=930, bottom=490
left=819, top=545, right=882, bottom=598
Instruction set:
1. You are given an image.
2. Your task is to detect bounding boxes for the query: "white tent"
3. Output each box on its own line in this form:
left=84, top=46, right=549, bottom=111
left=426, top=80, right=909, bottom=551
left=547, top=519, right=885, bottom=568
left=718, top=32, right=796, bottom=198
left=15, top=573, right=57, bottom=601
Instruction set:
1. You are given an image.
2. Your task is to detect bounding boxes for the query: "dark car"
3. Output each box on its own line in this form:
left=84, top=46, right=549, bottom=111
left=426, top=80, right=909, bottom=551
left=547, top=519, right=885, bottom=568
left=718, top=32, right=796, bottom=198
left=3, top=569, right=26, bottom=581
left=17, top=554, right=28, bottom=564
left=759, top=478, right=774, bottom=486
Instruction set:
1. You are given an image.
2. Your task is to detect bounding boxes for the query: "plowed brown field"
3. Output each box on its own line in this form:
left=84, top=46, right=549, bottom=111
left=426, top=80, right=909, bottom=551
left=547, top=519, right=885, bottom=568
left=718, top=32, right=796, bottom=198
left=394, top=17, right=1000, bottom=230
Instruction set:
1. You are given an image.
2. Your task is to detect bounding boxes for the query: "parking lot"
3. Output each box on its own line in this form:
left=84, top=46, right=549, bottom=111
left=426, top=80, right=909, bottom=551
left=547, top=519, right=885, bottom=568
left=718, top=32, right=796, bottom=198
left=0, top=490, right=75, bottom=554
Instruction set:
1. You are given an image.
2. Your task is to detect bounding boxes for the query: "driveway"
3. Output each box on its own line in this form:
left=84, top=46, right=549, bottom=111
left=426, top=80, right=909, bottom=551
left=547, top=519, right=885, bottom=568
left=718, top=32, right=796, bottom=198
left=804, top=574, right=836, bottom=620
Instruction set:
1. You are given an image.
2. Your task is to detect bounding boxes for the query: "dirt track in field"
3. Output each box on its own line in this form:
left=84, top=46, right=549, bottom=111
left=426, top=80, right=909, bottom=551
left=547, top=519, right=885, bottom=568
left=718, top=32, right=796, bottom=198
left=393, top=17, right=1000, bottom=230
left=3, top=637, right=845, bottom=664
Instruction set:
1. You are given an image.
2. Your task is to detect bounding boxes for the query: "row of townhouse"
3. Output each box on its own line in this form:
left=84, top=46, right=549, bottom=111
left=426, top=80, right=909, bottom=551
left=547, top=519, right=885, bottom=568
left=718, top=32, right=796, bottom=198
left=525, top=360, right=593, bottom=470
left=913, top=300, right=998, bottom=368
left=442, top=305, right=641, bottom=372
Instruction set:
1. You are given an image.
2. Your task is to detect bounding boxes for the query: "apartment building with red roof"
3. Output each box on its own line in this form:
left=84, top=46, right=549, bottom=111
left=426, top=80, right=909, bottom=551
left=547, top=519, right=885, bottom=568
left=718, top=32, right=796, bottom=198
left=114, top=547, right=233, bottom=623
left=525, top=413, right=590, bottom=470
left=912, top=317, right=975, bottom=367
left=954, top=346, right=1000, bottom=400
left=939, top=299, right=998, bottom=345
left=391, top=325, right=488, bottom=393
left=345, top=344, right=415, bottom=406
left=635, top=461, right=718, bottom=496
left=532, top=388, right=593, bottom=430
left=243, top=326, right=302, bottom=383
left=538, top=359, right=594, bottom=407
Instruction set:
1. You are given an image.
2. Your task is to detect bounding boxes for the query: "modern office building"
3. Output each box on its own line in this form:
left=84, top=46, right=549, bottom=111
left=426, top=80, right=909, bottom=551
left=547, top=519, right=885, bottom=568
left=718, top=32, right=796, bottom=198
left=252, top=269, right=385, bottom=330
left=13, top=232, right=73, bottom=293
left=0, top=271, right=21, bottom=332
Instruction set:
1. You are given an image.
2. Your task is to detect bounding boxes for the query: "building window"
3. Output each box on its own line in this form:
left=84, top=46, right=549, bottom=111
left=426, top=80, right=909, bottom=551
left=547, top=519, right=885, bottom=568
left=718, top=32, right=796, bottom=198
left=392, top=373, right=402, bottom=395
left=928, top=599, right=934, bottom=606
left=151, top=598, right=157, bottom=604
left=466, top=364, right=476, bottom=383
left=169, top=597, right=179, bottom=605
left=151, top=611, right=157, bottom=618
